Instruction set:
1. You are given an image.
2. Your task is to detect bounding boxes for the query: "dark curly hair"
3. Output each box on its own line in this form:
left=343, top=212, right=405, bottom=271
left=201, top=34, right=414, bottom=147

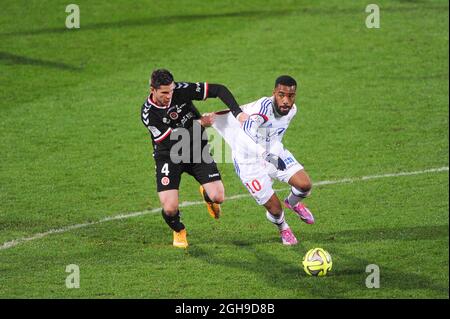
left=150, top=69, right=174, bottom=89
left=275, top=75, right=297, bottom=88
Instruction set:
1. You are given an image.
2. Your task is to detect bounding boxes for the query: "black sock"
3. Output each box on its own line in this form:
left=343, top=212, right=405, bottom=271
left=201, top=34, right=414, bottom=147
left=161, top=209, right=185, bottom=232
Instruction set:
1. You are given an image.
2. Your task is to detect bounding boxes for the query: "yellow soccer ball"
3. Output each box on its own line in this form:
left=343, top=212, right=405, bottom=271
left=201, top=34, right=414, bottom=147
left=302, top=248, right=333, bottom=276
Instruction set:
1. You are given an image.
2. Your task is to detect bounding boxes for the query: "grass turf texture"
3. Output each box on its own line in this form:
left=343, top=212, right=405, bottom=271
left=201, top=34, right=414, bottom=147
left=0, top=0, right=448, bottom=298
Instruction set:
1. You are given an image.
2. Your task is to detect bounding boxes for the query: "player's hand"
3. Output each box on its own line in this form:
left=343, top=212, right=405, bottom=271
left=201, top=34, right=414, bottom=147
left=237, top=112, right=249, bottom=126
left=200, top=113, right=216, bottom=127
left=263, top=152, right=287, bottom=171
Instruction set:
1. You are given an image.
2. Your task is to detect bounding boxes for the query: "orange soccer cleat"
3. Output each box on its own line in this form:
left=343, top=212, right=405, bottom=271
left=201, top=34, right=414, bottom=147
left=173, top=229, right=189, bottom=248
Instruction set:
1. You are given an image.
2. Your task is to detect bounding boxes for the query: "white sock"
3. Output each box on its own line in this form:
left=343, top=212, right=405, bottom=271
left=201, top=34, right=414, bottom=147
left=287, top=187, right=311, bottom=207
left=266, top=211, right=289, bottom=231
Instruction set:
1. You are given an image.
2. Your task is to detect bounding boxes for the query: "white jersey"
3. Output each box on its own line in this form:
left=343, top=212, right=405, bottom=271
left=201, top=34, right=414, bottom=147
left=241, top=97, right=297, bottom=156
left=211, top=99, right=303, bottom=205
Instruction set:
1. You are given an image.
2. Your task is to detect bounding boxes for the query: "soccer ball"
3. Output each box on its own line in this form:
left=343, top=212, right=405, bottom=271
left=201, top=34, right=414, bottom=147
left=302, top=248, right=333, bottom=276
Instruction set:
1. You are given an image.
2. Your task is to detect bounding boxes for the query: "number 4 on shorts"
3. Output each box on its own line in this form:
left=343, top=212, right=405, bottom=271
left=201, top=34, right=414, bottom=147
left=161, top=163, right=170, bottom=176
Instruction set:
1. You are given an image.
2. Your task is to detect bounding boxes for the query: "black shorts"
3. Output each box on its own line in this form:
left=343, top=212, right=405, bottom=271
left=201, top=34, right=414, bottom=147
left=155, top=156, right=222, bottom=192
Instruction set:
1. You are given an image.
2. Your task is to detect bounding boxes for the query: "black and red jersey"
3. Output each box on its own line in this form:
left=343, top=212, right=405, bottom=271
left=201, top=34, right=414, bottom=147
left=140, top=82, right=209, bottom=157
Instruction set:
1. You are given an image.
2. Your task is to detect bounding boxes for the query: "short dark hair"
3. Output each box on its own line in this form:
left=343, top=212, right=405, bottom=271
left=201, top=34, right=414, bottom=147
left=274, top=75, right=297, bottom=88
left=150, top=69, right=174, bottom=89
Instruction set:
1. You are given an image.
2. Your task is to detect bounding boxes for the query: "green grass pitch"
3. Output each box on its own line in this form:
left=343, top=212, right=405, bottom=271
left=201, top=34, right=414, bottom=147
left=0, top=0, right=448, bottom=298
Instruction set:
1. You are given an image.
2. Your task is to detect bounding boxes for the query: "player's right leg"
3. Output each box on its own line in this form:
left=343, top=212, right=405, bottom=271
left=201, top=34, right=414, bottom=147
left=263, top=193, right=298, bottom=246
left=155, top=159, right=187, bottom=248
left=158, top=190, right=188, bottom=248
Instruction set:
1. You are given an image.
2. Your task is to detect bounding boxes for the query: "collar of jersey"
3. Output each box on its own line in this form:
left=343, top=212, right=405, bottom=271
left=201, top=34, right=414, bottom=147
left=147, top=95, right=171, bottom=109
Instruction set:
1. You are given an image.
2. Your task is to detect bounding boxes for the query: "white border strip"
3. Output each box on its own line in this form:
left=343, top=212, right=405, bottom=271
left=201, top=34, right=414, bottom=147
left=1, top=166, right=448, bottom=251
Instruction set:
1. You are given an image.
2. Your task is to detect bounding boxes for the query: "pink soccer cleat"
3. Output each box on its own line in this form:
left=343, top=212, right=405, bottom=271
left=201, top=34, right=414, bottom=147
left=280, top=228, right=298, bottom=246
left=284, top=200, right=315, bottom=224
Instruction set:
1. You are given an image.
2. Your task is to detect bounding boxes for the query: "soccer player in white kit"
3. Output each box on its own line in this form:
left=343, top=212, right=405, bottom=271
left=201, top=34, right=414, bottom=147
left=221, top=75, right=315, bottom=245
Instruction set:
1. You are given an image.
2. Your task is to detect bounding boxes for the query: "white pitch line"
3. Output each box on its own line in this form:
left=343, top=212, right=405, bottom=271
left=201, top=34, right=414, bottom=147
left=1, top=166, right=448, bottom=251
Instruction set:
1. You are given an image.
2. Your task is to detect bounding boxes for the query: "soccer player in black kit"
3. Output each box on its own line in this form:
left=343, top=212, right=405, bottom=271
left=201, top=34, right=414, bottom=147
left=141, top=69, right=244, bottom=248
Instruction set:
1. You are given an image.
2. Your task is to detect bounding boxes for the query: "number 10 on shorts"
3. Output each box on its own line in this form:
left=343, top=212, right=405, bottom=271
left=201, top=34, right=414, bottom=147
left=246, top=179, right=262, bottom=194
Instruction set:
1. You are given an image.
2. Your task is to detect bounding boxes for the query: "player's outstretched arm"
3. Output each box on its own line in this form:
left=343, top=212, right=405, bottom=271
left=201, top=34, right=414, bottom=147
left=207, top=84, right=243, bottom=118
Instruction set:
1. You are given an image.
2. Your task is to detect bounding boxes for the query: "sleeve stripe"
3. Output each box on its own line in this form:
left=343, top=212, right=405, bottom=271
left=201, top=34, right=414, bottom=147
left=154, top=128, right=172, bottom=143
left=259, top=102, right=267, bottom=115
left=244, top=120, right=252, bottom=133
left=243, top=121, right=257, bottom=142
left=260, top=98, right=271, bottom=115
left=243, top=120, right=249, bottom=131
left=260, top=99, right=269, bottom=115
left=203, top=82, right=208, bottom=100
left=233, top=159, right=240, bottom=177
left=244, top=120, right=255, bottom=136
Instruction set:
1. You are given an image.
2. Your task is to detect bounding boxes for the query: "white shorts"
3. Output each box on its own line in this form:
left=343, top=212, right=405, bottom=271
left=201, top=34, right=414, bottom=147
left=233, top=149, right=304, bottom=205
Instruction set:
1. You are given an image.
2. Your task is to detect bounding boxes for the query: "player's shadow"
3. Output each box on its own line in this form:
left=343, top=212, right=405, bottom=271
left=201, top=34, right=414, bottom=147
left=0, top=10, right=291, bottom=37
left=188, top=241, right=306, bottom=296
left=305, top=224, right=448, bottom=243
left=1, top=4, right=447, bottom=37
left=188, top=224, right=449, bottom=298
left=0, top=51, right=82, bottom=71
left=329, top=250, right=449, bottom=298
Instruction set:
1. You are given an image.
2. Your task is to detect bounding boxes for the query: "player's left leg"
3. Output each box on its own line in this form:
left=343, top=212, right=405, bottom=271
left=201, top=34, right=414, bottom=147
left=200, top=180, right=224, bottom=219
left=273, top=150, right=315, bottom=224
left=285, top=169, right=315, bottom=224
left=201, top=180, right=225, bottom=204
left=187, top=159, right=223, bottom=219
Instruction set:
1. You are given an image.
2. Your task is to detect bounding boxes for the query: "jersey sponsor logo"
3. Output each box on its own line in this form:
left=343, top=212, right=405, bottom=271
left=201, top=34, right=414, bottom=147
left=208, top=173, right=220, bottom=178
left=169, top=111, right=179, bottom=120
left=180, top=112, right=195, bottom=126
left=176, top=103, right=186, bottom=113
left=161, top=176, right=170, bottom=186
left=196, top=82, right=201, bottom=93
